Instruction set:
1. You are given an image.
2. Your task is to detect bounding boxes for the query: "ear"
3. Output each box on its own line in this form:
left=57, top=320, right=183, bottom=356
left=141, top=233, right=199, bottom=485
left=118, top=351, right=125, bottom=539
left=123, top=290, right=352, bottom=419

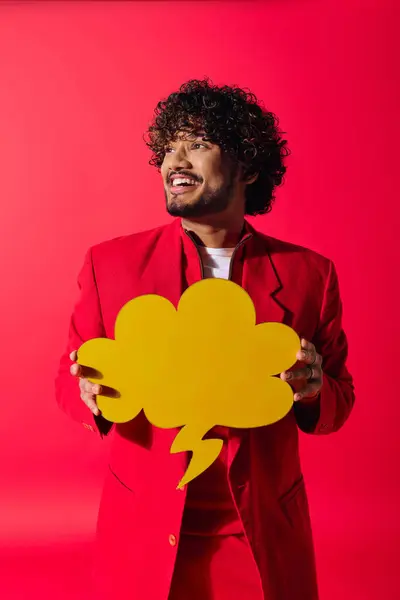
left=244, top=171, right=259, bottom=185
left=235, top=163, right=259, bottom=185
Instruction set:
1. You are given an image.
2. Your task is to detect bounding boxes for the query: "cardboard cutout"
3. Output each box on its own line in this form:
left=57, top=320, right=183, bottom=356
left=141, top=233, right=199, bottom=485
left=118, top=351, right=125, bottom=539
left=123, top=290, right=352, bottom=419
left=77, top=279, right=300, bottom=488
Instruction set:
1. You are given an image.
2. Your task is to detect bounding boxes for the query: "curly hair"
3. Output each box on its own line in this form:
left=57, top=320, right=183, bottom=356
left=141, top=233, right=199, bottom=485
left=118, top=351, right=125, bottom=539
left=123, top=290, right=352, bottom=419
left=145, top=78, right=290, bottom=216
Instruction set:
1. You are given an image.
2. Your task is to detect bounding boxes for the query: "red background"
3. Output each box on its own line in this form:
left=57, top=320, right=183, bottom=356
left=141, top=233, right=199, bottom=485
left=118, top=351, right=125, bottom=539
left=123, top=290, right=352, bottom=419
left=0, top=1, right=398, bottom=598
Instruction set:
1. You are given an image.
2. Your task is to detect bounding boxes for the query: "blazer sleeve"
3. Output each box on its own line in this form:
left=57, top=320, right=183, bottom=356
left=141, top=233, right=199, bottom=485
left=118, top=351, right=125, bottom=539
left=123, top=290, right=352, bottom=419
left=294, top=260, right=355, bottom=434
left=54, top=248, right=113, bottom=437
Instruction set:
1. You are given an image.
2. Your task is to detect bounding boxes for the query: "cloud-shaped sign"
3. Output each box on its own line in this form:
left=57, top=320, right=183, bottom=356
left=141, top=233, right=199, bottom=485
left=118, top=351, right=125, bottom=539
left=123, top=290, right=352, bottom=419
left=77, top=279, right=300, bottom=489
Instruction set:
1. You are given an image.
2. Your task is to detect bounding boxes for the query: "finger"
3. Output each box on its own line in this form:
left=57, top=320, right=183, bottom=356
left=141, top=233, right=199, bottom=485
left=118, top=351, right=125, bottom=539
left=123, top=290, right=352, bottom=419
left=301, top=338, right=314, bottom=351
left=294, top=382, right=321, bottom=402
left=281, top=368, right=312, bottom=381
left=98, top=384, right=121, bottom=399
left=296, top=342, right=320, bottom=365
left=74, top=364, right=103, bottom=380
left=80, top=378, right=118, bottom=399
left=79, top=379, right=92, bottom=393
left=83, top=379, right=102, bottom=394
left=296, top=338, right=315, bottom=361
left=81, top=392, right=100, bottom=416
left=70, top=363, right=82, bottom=377
left=69, top=350, right=78, bottom=361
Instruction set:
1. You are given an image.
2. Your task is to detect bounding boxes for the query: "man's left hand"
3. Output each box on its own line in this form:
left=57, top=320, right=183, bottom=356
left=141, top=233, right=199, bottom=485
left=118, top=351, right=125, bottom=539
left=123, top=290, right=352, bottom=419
left=280, top=338, right=323, bottom=402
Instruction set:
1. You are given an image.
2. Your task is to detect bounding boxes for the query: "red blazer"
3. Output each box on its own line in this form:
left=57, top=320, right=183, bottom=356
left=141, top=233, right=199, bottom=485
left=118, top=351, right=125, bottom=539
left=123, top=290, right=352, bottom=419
left=55, top=218, right=355, bottom=600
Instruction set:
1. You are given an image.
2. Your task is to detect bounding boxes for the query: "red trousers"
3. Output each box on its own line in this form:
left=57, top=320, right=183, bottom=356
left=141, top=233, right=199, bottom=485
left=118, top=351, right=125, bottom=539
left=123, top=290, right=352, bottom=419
left=168, top=534, right=264, bottom=599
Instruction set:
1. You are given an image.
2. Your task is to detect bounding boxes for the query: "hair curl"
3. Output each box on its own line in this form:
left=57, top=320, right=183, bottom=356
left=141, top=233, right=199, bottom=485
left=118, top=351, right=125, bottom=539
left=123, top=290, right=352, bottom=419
left=145, top=78, right=290, bottom=216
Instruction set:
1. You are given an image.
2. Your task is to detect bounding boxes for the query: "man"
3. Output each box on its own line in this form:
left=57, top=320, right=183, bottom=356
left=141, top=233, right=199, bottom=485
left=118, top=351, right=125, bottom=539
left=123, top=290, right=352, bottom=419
left=55, top=79, right=355, bottom=600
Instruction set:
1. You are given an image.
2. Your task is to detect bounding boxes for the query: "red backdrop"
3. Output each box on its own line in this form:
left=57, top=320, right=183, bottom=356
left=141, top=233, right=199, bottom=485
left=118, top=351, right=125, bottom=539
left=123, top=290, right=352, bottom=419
left=0, top=1, right=398, bottom=598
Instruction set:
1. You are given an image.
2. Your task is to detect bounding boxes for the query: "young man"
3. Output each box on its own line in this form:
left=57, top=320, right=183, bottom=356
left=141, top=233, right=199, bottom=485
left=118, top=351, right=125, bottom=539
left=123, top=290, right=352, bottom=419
left=55, top=79, right=355, bottom=600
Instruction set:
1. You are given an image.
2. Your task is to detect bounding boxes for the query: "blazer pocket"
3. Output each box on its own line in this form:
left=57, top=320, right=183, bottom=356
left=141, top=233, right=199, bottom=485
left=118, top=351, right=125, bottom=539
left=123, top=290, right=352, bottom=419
left=279, top=475, right=305, bottom=505
left=279, top=475, right=308, bottom=529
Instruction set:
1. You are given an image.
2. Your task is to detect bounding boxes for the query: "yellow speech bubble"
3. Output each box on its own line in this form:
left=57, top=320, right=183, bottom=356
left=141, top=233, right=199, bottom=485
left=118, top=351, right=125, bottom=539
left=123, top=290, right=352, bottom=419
left=77, top=279, right=300, bottom=488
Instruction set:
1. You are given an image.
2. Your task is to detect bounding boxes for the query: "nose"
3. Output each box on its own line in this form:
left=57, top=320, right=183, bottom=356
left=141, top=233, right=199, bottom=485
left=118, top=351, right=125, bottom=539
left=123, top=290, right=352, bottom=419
left=168, top=146, right=192, bottom=171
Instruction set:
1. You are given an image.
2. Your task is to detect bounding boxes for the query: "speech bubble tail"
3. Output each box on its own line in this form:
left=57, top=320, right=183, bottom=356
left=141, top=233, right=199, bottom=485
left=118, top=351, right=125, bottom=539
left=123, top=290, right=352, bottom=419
left=171, top=424, right=224, bottom=488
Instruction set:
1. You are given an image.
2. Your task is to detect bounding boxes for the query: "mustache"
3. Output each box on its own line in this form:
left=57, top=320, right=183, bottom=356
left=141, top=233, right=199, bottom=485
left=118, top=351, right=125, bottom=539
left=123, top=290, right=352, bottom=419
left=168, top=171, right=203, bottom=184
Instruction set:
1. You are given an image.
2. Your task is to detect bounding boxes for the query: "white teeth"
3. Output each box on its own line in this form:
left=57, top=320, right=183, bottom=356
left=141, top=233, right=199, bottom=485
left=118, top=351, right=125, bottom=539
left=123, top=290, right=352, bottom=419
left=172, top=178, right=197, bottom=186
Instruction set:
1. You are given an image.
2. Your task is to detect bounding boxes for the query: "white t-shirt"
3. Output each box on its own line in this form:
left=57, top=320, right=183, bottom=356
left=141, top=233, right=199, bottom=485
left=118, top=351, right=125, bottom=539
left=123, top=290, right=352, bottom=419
left=198, top=246, right=235, bottom=280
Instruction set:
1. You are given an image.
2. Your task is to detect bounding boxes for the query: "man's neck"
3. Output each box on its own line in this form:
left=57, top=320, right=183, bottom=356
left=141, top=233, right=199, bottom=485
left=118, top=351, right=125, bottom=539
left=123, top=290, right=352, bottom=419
left=181, top=218, right=245, bottom=249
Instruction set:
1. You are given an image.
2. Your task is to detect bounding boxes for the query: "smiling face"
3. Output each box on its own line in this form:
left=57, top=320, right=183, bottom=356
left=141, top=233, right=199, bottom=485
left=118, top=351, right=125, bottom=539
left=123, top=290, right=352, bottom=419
left=161, top=130, right=241, bottom=219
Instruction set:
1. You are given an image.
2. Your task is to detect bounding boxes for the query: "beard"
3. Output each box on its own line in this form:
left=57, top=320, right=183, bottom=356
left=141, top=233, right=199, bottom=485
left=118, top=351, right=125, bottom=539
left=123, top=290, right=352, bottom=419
left=165, top=171, right=237, bottom=219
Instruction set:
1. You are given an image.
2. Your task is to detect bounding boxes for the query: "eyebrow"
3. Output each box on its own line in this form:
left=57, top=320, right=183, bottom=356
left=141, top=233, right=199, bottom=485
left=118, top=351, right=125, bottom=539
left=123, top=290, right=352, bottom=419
left=171, top=134, right=210, bottom=146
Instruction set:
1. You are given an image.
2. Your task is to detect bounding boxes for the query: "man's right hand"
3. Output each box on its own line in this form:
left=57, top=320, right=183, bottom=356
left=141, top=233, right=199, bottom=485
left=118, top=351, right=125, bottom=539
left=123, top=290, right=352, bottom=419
left=69, top=350, right=102, bottom=416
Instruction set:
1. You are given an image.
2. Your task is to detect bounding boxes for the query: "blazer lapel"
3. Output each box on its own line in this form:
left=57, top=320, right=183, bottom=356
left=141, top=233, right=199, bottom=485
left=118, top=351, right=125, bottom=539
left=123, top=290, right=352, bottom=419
left=137, top=219, right=184, bottom=308
left=242, top=232, right=289, bottom=325
left=228, top=232, right=291, bottom=471
left=133, top=219, right=188, bottom=466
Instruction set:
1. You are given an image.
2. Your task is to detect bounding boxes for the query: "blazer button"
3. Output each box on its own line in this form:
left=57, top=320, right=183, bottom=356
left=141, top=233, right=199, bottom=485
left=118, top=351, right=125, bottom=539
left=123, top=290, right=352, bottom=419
left=168, top=534, right=177, bottom=547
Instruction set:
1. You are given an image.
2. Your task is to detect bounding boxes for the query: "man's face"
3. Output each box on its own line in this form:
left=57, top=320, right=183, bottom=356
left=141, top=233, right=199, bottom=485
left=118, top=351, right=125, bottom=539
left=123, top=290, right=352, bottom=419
left=161, top=130, right=239, bottom=219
